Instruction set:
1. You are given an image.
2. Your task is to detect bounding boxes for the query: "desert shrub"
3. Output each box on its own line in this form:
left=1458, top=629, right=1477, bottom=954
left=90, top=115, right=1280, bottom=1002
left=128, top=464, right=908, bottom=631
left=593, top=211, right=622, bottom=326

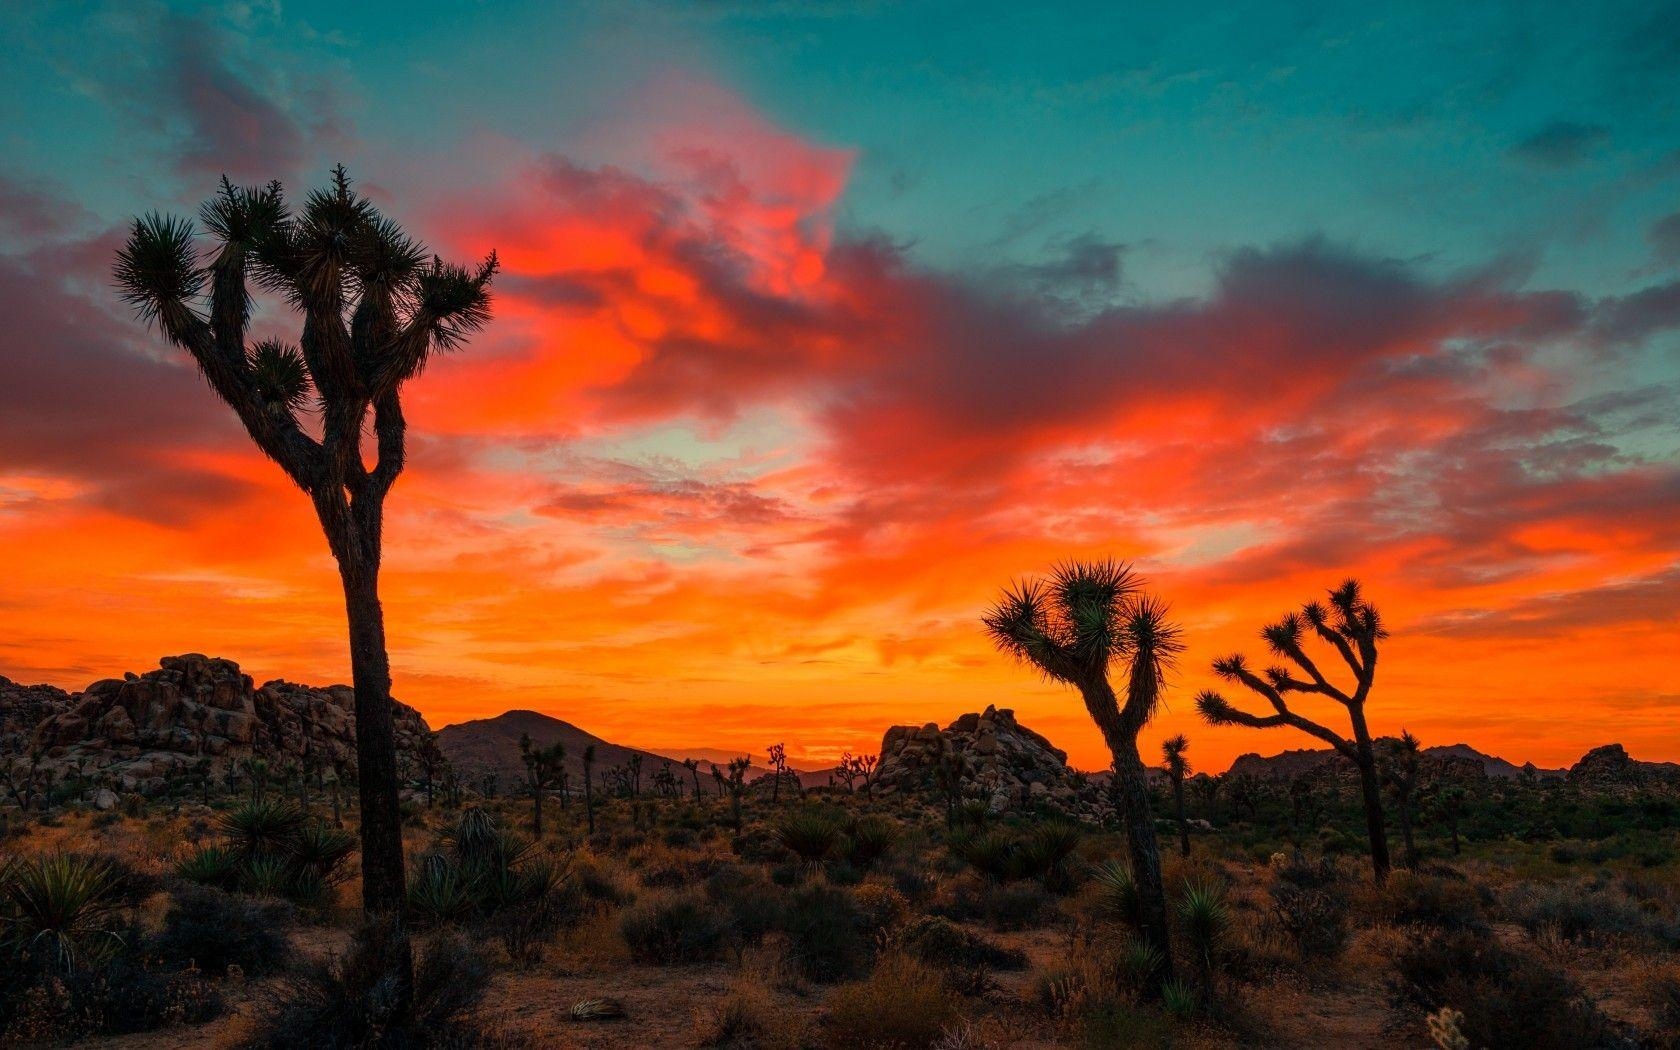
left=2, top=953, right=222, bottom=1043
left=949, top=827, right=1017, bottom=880
left=824, top=954, right=960, bottom=1049
left=782, top=883, right=872, bottom=982
left=151, top=883, right=295, bottom=977
left=1387, top=929, right=1622, bottom=1050
left=696, top=977, right=804, bottom=1049
left=1375, top=870, right=1483, bottom=930
left=1638, top=963, right=1680, bottom=1049
left=1269, top=880, right=1350, bottom=959
left=1502, top=881, right=1680, bottom=948
left=238, top=928, right=494, bottom=1049
left=1019, top=821, right=1083, bottom=890
left=619, top=890, right=731, bottom=965
left=898, top=915, right=1026, bottom=970
left=1176, top=879, right=1230, bottom=994
left=572, top=855, right=635, bottom=906
left=704, top=866, right=785, bottom=952
left=222, top=799, right=303, bottom=861
left=854, top=881, right=911, bottom=930
left=290, top=822, right=356, bottom=885
left=977, top=881, right=1057, bottom=930
left=777, top=808, right=843, bottom=866
left=408, top=853, right=477, bottom=926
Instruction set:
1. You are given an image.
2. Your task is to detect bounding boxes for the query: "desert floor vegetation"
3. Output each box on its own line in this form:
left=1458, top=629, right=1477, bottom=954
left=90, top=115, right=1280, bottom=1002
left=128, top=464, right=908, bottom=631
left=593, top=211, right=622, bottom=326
left=0, top=763, right=1676, bottom=1049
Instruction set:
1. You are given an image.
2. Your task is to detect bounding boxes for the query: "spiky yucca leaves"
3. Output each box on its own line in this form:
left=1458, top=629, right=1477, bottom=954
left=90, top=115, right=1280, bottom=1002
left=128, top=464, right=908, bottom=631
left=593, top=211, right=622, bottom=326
left=221, top=799, right=304, bottom=862
left=776, top=808, right=843, bottom=866
left=290, top=823, right=357, bottom=885
left=1162, top=734, right=1192, bottom=857
left=1197, top=578, right=1394, bottom=883
left=0, top=853, right=127, bottom=971
left=844, top=815, right=898, bottom=869
left=175, top=844, right=242, bottom=891
left=1092, top=860, right=1144, bottom=933
left=570, top=997, right=627, bottom=1022
left=1176, top=880, right=1230, bottom=997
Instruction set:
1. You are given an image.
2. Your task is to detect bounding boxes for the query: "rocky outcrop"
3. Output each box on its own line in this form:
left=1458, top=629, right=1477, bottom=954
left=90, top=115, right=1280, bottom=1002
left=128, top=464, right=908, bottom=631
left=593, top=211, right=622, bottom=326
left=872, top=706, right=1108, bottom=820
left=15, top=654, right=432, bottom=795
left=1567, top=743, right=1680, bottom=788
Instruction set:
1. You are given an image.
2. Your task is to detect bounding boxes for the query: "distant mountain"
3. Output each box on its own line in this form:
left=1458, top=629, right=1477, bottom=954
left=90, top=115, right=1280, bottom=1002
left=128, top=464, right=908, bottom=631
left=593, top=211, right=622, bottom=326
left=435, top=710, right=773, bottom=793
left=1225, top=740, right=1567, bottom=781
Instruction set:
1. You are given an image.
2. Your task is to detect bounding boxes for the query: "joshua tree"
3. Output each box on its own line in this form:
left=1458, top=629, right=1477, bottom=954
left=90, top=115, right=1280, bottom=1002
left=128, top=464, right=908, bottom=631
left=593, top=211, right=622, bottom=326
left=1190, top=773, right=1221, bottom=820
left=984, top=559, right=1182, bottom=988
left=1161, top=734, right=1192, bottom=857
left=1428, top=784, right=1466, bottom=856
left=416, top=731, right=446, bottom=810
left=767, top=743, right=788, bottom=802
left=682, top=758, right=703, bottom=801
left=627, top=753, right=643, bottom=799
left=931, top=738, right=970, bottom=823
left=712, top=757, right=750, bottom=831
left=519, top=733, right=566, bottom=839
left=116, top=170, right=497, bottom=1002
left=582, top=745, right=597, bottom=835
left=1381, top=730, right=1423, bottom=869
left=1195, top=579, right=1393, bottom=883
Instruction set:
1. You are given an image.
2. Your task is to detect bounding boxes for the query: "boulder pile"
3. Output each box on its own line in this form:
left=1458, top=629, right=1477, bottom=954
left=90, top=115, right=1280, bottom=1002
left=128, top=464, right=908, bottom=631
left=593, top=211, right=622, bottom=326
left=7, top=654, right=432, bottom=796
left=872, top=705, right=1109, bottom=820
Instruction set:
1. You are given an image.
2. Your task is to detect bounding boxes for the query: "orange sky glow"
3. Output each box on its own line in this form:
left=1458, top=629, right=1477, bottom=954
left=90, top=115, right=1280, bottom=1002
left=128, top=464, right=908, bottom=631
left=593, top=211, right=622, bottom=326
left=2, top=80, right=1675, bottom=774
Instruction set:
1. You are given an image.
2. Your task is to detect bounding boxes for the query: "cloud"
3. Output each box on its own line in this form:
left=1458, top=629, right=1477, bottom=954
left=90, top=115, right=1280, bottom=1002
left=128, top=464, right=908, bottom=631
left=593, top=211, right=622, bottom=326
left=1509, top=120, right=1610, bottom=168
left=1647, top=211, right=1680, bottom=268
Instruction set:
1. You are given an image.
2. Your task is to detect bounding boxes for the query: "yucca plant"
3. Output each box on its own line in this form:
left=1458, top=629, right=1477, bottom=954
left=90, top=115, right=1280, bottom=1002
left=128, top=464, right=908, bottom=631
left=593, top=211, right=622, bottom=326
left=1, top=853, right=127, bottom=971
left=175, top=844, right=242, bottom=891
left=1116, top=936, right=1168, bottom=996
left=291, top=822, right=357, bottom=885
left=221, top=799, right=304, bottom=862
left=776, top=809, right=842, bottom=867
left=1176, top=879, right=1230, bottom=997
left=1160, top=978, right=1201, bottom=1019
left=244, top=856, right=296, bottom=898
left=845, top=815, right=898, bottom=869
left=1020, top=820, right=1083, bottom=889
left=950, top=827, right=1019, bottom=881
left=1092, top=859, right=1144, bottom=933
left=408, top=855, right=474, bottom=927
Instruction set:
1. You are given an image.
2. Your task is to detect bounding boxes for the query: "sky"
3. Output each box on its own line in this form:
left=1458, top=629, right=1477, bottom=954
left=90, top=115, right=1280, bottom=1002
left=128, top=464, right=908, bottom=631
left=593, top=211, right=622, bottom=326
left=1, top=1, right=1677, bottom=773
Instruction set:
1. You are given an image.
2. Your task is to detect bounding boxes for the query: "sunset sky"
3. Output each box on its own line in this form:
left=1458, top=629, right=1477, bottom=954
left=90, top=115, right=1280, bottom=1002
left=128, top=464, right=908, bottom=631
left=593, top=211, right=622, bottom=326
left=2, top=2, right=1676, bottom=773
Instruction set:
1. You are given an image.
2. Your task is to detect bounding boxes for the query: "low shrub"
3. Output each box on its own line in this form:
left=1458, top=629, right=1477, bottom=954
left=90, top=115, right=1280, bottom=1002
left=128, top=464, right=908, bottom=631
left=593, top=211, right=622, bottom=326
left=1502, top=881, right=1680, bottom=948
left=619, top=890, right=731, bottom=965
left=1269, top=881, right=1350, bottom=960
left=151, top=883, right=295, bottom=977
left=1387, top=929, right=1622, bottom=1050
left=237, top=928, right=494, bottom=1049
left=824, top=954, right=960, bottom=1049
left=1375, top=870, right=1483, bottom=930
left=776, top=808, right=843, bottom=866
left=898, top=916, right=1026, bottom=970
left=782, top=884, right=872, bottom=982
left=696, top=977, right=804, bottom=1049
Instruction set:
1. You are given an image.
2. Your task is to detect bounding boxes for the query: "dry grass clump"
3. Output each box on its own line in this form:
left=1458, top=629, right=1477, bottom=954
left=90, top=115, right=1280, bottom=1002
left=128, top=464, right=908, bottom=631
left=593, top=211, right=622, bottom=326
left=695, top=975, right=807, bottom=1048
left=824, top=953, right=960, bottom=1049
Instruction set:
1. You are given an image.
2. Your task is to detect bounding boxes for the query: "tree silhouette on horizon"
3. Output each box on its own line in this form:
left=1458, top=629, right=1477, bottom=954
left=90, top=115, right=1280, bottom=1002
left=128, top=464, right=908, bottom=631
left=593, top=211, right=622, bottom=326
left=114, top=167, right=497, bottom=1011
left=1195, top=578, right=1393, bottom=883
left=984, top=558, right=1182, bottom=990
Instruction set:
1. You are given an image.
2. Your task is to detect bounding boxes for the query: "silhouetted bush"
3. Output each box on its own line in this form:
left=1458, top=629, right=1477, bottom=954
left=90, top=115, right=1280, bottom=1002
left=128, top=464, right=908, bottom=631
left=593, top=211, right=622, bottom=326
left=897, top=915, right=1026, bottom=970
left=1502, top=881, right=1680, bottom=948
left=619, top=890, right=731, bottom=965
left=782, top=884, right=871, bottom=982
left=1387, top=929, right=1623, bottom=1050
left=1375, top=870, right=1483, bottom=930
left=824, top=954, right=958, bottom=1049
left=152, top=883, right=295, bottom=977
left=238, top=929, right=495, bottom=1049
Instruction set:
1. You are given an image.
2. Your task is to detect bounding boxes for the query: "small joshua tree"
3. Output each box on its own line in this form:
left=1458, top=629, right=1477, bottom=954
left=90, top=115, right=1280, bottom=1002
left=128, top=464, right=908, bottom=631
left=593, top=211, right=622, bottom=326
left=1161, top=734, right=1192, bottom=857
left=984, top=559, right=1182, bottom=988
left=682, top=758, right=703, bottom=801
left=712, top=757, right=750, bottom=831
left=767, top=743, right=788, bottom=802
left=1195, top=579, right=1393, bottom=883
left=519, top=733, right=566, bottom=839
left=116, top=169, right=497, bottom=1011
left=1381, top=730, right=1423, bottom=868
left=582, top=745, right=597, bottom=835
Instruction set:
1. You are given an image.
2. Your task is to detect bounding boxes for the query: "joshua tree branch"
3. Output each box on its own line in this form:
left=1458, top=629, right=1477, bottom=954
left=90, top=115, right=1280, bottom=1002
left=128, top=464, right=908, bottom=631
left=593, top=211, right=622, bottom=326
left=1197, top=689, right=1355, bottom=759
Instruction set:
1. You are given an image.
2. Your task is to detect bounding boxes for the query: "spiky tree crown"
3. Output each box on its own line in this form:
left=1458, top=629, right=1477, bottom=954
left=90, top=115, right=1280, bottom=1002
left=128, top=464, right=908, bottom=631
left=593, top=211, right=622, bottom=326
left=114, top=167, right=498, bottom=531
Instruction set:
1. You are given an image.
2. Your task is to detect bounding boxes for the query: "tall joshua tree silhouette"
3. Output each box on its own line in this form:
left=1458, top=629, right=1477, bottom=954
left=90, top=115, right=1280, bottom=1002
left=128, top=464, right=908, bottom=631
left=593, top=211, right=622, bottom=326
left=1195, top=579, right=1392, bottom=883
left=114, top=169, right=497, bottom=1004
left=1161, top=734, right=1192, bottom=857
left=984, top=559, right=1181, bottom=988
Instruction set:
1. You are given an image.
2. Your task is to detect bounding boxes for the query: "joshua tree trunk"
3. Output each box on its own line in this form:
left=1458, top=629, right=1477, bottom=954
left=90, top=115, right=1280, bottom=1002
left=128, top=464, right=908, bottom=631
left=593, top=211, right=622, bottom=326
left=340, top=566, right=409, bottom=924
left=1096, top=707, right=1174, bottom=984
left=1348, top=710, right=1392, bottom=881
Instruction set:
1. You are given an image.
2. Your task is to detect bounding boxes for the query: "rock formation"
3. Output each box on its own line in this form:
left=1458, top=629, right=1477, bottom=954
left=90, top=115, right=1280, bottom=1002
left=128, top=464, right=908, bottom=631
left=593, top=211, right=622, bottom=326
left=872, top=705, right=1109, bottom=820
left=6, top=654, right=432, bottom=796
